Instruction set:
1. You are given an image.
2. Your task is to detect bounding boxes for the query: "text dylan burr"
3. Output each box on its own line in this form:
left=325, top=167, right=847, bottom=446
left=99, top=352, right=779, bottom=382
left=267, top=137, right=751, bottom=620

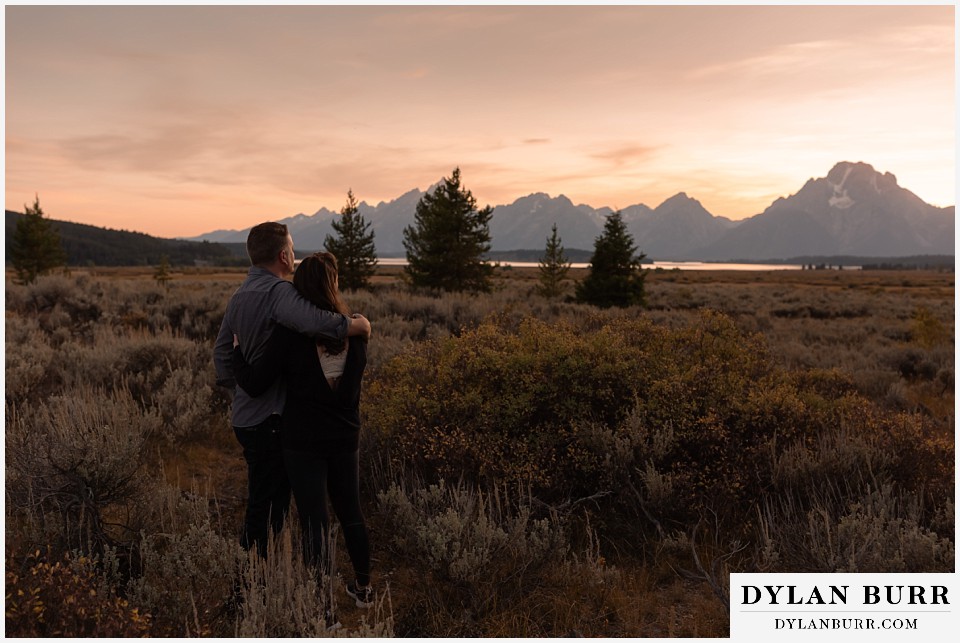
left=741, top=585, right=948, bottom=606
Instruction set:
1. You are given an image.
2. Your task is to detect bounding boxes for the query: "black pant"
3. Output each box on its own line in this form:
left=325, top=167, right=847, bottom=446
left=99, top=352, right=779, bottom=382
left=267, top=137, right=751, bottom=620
left=234, top=416, right=291, bottom=557
left=284, top=448, right=370, bottom=586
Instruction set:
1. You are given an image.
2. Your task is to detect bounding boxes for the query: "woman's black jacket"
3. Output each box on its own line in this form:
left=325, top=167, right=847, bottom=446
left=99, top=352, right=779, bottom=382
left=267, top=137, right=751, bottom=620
left=232, top=324, right=367, bottom=454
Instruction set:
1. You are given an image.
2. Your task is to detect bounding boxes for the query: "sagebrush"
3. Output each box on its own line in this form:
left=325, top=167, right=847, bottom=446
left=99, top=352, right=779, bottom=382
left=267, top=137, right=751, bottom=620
left=4, top=267, right=953, bottom=636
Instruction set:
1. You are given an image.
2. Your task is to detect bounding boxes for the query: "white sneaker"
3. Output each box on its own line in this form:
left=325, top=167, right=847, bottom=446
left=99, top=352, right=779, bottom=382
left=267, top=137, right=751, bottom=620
left=345, top=581, right=373, bottom=608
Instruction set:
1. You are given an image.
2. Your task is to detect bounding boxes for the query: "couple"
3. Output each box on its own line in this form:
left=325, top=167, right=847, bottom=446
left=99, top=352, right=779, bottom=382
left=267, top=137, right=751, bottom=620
left=214, top=222, right=374, bottom=611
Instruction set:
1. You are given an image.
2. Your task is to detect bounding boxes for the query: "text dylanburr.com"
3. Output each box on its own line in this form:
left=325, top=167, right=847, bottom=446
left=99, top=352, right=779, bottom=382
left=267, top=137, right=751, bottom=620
left=730, top=573, right=957, bottom=641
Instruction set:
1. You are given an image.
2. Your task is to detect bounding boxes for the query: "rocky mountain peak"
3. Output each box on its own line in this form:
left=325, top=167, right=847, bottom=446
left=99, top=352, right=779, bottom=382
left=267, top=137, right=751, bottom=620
left=821, top=161, right=903, bottom=210
left=827, top=161, right=897, bottom=187
left=658, top=192, right=701, bottom=209
left=654, top=192, right=712, bottom=220
left=516, top=192, right=557, bottom=205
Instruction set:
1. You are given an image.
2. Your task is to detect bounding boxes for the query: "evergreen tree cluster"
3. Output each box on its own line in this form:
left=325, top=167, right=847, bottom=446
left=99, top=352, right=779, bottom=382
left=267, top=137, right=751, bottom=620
left=400, top=168, right=648, bottom=305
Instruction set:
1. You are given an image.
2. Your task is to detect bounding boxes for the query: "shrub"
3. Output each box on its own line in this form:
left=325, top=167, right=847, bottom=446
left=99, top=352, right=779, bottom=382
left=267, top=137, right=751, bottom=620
left=376, top=478, right=566, bottom=633
left=52, top=327, right=215, bottom=408
left=365, top=314, right=665, bottom=493
left=366, top=311, right=786, bottom=511
left=4, top=316, right=57, bottom=404
left=912, top=305, right=950, bottom=349
left=158, top=287, right=232, bottom=341
left=5, top=549, right=150, bottom=637
left=771, top=426, right=893, bottom=496
left=826, top=486, right=954, bottom=572
left=365, top=309, right=954, bottom=544
left=235, top=525, right=394, bottom=637
left=5, top=385, right=160, bottom=552
left=126, top=485, right=244, bottom=635
left=378, top=479, right=566, bottom=585
left=888, top=346, right=939, bottom=381
left=18, top=274, right=101, bottom=325
left=759, top=485, right=954, bottom=573
left=153, top=365, right=217, bottom=443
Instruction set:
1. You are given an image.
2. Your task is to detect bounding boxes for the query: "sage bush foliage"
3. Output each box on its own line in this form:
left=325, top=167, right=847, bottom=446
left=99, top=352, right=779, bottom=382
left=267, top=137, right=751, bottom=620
left=758, top=484, right=955, bottom=573
left=378, top=479, right=566, bottom=585
left=125, top=484, right=244, bottom=635
left=377, top=479, right=567, bottom=634
left=236, top=525, right=394, bottom=638
left=365, top=311, right=779, bottom=501
left=4, top=268, right=953, bottom=637
left=364, top=308, right=953, bottom=557
left=6, top=385, right=159, bottom=552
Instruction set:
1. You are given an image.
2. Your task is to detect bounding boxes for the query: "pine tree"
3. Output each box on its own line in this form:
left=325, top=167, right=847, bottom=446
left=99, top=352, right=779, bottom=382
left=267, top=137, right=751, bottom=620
left=324, top=189, right=378, bottom=290
left=11, top=195, right=67, bottom=284
left=403, top=167, right=494, bottom=293
left=154, top=254, right=172, bottom=289
left=575, top=210, right=647, bottom=308
left=537, top=223, right=571, bottom=298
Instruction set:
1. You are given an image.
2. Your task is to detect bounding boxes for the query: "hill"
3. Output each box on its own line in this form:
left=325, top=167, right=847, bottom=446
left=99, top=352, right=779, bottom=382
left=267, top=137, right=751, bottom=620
left=4, top=210, right=246, bottom=267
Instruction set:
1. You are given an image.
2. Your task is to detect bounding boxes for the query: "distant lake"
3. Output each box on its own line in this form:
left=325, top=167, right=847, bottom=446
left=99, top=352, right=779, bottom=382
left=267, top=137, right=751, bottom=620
left=377, top=258, right=815, bottom=271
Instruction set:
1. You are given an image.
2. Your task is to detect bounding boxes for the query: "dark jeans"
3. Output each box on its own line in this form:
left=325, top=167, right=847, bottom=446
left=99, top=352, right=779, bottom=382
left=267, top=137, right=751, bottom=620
left=234, top=415, right=291, bottom=557
left=284, top=448, right=370, bottom=586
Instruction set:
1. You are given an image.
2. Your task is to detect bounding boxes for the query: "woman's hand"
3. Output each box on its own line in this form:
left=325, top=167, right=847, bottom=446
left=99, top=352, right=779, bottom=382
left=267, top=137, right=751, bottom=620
left=233, top=333, right=240, bottom=349
left=347, top=314, right=371, bottom=340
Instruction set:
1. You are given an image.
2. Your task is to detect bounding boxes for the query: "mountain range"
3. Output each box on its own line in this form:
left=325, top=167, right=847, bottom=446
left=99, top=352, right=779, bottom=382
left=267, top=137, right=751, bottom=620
left=188, top=162, right=954, bottom=260
left=5, top=162, right=951, bottom=268
left=161, top=162, right=957, bottom=261
left=188, top=162, right=954, bottom=261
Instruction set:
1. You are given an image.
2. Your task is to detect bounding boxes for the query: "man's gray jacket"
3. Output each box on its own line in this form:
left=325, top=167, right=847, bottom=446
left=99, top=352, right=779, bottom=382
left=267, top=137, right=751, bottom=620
left=214, top=266, right=348, bottom=428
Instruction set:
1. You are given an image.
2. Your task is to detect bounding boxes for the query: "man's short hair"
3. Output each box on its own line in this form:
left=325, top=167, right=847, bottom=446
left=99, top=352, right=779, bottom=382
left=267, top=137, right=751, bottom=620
left=246, top=222, right=289, bottom=266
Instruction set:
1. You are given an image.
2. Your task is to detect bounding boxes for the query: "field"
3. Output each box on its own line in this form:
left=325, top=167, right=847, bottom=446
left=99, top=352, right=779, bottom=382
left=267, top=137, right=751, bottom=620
left=5, top=265, right=954, bottom=637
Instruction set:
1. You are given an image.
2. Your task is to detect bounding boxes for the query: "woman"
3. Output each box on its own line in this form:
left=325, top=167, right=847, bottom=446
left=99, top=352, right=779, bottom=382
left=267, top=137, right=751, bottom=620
left=232, top=252, right=373, bottom=608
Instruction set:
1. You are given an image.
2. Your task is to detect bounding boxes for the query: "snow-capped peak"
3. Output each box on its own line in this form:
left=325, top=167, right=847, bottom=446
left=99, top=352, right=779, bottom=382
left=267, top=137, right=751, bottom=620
left=827, top=165, right=855, bottom=209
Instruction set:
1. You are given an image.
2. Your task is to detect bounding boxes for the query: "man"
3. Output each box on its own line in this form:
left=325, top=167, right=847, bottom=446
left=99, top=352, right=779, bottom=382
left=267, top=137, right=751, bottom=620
left=214, top=221, right=371, bottom=557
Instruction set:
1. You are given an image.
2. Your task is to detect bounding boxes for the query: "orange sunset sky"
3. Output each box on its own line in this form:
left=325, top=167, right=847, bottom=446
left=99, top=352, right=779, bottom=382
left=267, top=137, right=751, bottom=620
left=4, top=3, right=956, bottom=239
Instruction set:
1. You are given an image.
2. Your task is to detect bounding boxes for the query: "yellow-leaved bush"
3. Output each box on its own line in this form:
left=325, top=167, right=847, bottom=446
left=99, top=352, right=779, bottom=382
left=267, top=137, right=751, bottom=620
left=364, top=311, right=953, bottom=543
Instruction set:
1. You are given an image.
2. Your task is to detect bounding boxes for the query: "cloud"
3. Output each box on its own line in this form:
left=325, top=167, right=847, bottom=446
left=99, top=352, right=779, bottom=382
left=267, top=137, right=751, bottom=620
left=372, top=6, right=517, bottom=31
left=688, top=20, right=952, bottom=88
left=6, top=5, right=952, bottom=237
left=587, top=144, right=659, bottom=167
left=60, top=130, right=200, bottom=173
left=401, top=67, right=431, bottom=80
left=688, top=39, right=851, bottom=81
left=883, top=23, right=954, bottom=54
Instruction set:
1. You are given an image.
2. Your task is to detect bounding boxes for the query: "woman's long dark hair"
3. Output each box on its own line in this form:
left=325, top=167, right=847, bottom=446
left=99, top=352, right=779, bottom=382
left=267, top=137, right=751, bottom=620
left=293, top=252, right=350, bottom=354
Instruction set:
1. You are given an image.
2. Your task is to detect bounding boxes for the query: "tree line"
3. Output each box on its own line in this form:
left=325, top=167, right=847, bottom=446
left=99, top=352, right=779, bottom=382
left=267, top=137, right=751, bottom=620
left=6, top=201, right=244, bottom=283
left=327, top=167, right=647, bottom=307
left=11, top=170, right=649, bottom=307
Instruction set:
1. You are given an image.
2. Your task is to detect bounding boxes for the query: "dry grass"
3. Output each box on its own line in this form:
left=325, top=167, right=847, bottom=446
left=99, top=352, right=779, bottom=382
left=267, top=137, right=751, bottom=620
left=4, top=265, right=953, bottom=637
